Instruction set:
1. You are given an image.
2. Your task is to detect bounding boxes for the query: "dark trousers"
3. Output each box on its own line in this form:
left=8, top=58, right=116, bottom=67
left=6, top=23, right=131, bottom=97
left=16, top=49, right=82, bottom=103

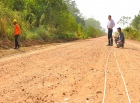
left=15, top=35, right=20, bottom=48
left=115, top=38, right=124, bottom=47
left=108, top=29, right=113, bottom=45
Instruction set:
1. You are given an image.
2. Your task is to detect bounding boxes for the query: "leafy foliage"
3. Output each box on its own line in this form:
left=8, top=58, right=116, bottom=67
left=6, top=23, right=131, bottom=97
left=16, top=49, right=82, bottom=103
left=123, top=27, right=139, bottom=40
left=117, top=16, right=131, bottom=28
left=85, top=18, right=102, bottom=30
left=131, top=12, right=140, bottom=30
left=0, top=0, right=103, bottom=45
left=122, top=12, right=140, bottom=41
left=65, top=0, right=85, bottom=26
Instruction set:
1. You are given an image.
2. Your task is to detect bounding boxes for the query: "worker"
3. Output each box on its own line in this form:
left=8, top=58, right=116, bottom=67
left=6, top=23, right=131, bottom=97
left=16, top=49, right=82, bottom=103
left=114, top=27, right=125, bottom=48
left=13, top=19, right=20, bottom=49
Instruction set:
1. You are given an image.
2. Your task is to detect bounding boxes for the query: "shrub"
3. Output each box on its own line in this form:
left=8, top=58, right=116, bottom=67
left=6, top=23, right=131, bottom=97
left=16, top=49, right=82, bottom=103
left=123, top=27, right=139, bottom=40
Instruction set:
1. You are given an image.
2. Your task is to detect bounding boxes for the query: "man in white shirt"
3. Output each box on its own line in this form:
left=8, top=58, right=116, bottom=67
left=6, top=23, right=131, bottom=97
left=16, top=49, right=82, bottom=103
left=107, top=15, right=115, bottom=46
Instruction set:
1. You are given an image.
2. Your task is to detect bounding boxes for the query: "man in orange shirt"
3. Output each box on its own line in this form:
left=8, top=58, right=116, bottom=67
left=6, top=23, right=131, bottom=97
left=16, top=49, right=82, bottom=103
left=13, top=19, right=20, bottom=49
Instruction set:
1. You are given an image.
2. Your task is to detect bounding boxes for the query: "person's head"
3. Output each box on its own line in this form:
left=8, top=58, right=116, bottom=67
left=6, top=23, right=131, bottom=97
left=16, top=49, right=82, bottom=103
left=117, top=27, right=121, bottom=33
left=108, top=15, right=111, bottom=20
left=13, top=19, right=17, bottom=25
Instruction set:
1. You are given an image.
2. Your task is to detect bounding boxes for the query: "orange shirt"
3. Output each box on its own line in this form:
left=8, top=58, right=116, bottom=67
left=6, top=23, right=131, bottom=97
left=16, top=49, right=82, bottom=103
left=14, top=24, right=20, bottom=35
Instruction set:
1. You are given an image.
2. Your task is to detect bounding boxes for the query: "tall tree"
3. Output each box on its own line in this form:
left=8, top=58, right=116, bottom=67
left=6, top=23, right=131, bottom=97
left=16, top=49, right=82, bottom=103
left=85, top=18, right=102, bottom=30
left=2, top=0, right=78, bottom=34
left=117, top=16, right=131, bottom=27
left=64, top=0, right=85, bottom=26
left=131, top=11, right=140, bottom=30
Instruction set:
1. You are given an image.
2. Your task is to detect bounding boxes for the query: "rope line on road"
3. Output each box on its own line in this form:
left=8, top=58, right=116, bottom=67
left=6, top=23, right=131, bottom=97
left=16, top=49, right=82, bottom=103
left=114, top=49, right=131, bottom=103
left=102, top=52, right=111, bottom=103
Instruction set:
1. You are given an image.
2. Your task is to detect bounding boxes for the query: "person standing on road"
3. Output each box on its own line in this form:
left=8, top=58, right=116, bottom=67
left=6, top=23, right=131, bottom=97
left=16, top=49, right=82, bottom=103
left=107, top=15, right=115, bottom=46
left=114, top=27, right=125, bottom=48
left=13, top=19, right=20, bottom=49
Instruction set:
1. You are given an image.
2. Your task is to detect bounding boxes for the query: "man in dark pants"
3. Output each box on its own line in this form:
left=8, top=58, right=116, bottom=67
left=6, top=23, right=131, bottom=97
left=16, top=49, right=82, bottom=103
left=114, top=27, right=125, bottom=48
left=13, top=19, right=20, bottom=49
left=107, top=15, right=115, bottom=46
left=15, top=35, right=19, bottom=49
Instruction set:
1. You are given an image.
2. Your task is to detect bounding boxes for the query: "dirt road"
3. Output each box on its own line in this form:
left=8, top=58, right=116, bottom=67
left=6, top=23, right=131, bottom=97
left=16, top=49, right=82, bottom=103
left=0, top=36, right=140, bottom=103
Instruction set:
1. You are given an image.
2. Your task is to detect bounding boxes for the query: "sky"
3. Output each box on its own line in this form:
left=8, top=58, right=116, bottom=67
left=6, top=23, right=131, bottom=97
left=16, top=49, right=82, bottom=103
left=74, top=0, right=140, bottom=32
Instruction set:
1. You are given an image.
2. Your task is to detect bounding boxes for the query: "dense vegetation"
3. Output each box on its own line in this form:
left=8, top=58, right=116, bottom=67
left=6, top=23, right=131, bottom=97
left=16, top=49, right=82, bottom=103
left=118, top=13, right=140, bottom=41
left=0, top=0, right=105, bottom=48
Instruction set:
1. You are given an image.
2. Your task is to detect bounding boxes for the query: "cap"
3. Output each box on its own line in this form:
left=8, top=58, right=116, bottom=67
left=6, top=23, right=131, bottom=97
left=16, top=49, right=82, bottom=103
left=13, top=19, right=17, bottom=23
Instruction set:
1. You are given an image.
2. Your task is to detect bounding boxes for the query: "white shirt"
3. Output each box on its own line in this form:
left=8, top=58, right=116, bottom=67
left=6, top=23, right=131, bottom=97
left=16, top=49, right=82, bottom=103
left=119, top=35, right=120, bottom=39
left=107, top=19, right=115, bottom=29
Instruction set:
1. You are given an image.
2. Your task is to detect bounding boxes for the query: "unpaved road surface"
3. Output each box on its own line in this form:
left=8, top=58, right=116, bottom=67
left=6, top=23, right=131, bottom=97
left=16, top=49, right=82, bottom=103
left=0, top=36, right=140, bottom=103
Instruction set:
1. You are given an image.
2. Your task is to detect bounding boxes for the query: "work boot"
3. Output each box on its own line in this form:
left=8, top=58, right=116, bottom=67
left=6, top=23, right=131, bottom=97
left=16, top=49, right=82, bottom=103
left=122, top=44, right=124, bottom=48
left=17, top=45, right=20, bottom=49
left=107, top=40, right=111, bottom=46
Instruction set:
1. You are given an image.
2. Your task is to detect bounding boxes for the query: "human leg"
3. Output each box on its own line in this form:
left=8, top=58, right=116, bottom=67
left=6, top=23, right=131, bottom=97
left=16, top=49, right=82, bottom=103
left=15, top=35, right=19, bottom=49
left=109, top=29, right=113, bottom=46
left=107, top=29, right=112, bottom=46
left=107, top=30, right=110, bottom=45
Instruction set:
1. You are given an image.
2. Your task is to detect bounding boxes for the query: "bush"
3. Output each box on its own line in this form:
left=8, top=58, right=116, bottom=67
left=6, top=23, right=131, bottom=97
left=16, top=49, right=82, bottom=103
left=123, top=27, right=139, bottom=40
left=36, top=26, right=51, bottom=41
left=53, top=33, right=76, bottom=40
left=0, top=1, right=104, bottom=49
left=26, top=31, right=41, bottom=40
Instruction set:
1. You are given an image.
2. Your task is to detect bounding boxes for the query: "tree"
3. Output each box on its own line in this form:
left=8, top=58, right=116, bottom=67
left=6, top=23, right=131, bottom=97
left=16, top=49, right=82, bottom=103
left=85, top=18, right=102, bottom=30
left=0, top=0, right=103, bottom=41
left=117, top=16, right=131, bottom=28
left=64, top=0, right=85, bottom=26
left=131, top=12, right=140, bottom=30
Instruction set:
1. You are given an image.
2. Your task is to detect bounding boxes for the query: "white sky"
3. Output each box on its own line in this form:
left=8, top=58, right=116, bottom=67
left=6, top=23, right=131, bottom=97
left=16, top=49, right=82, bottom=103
left=74, top=0, right=140, bottom=31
